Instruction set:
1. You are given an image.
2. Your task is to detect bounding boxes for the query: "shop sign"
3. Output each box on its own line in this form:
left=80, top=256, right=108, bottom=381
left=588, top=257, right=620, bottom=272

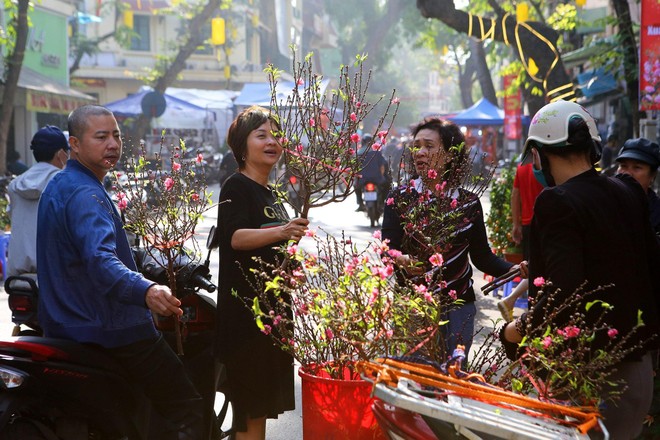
left=26, top=91, right=88, bottom=115
left=640, top=0, right=660, bottom=111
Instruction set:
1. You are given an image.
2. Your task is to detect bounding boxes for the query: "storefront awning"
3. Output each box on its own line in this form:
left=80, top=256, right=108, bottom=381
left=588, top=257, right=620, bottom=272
left=18, top=67, right=96, bottom=115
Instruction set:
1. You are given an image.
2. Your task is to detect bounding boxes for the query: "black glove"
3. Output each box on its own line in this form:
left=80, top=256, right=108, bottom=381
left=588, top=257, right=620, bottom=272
left=498, top=324, right=520, bottom=361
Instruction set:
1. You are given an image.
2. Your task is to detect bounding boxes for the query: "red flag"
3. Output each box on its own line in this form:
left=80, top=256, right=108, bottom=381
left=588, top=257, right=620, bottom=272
left=503, top=74, right=522, bottom=140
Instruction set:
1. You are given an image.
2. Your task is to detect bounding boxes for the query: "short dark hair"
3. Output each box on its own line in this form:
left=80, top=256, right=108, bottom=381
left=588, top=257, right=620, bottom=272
left=227, top=106, right=280, bottom=170
left=68, top=105, right=115, bottom=140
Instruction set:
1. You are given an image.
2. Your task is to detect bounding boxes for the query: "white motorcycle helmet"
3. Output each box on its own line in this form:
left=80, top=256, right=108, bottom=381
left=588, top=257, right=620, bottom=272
left=523, top=100, right=601, bottom=155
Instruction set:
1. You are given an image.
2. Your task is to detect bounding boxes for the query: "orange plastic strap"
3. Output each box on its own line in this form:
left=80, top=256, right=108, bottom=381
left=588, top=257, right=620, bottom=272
left=357, top=359, right=601, bottom=433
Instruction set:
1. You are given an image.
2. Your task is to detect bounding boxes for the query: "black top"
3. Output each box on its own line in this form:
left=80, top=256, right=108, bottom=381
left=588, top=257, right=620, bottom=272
left=215, top=173, right=289, bottom=357
left=381, top=181, right=512, bottom=303
left=526, top=169, right=660, bottom=356
left=649, top=188, right=660, bottom=240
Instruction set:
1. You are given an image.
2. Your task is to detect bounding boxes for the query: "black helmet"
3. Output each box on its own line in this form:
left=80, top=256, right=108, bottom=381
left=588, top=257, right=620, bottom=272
left=615, top=138, right=660, bottom=170
left=361, top=133, right=373, bottom=147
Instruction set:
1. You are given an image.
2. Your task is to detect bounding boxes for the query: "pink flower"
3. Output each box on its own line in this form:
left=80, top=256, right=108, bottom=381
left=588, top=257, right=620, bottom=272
left=190, top=193, right=200, bottom=202
left=296, top=78, right=304, bottom=86
left=391, top=97, right=400, bottom=104
left=448, top=289, right=457, bottom=300
left=164, top=177, right=175, bottom=191
left=117, top=198, right=128, bottom=211
left=350, top=112, right=357, bottom=122
left=429, top=253, right=444, bottom=267
left=272, top=315, right=282, bottom=326
left=172, top=162, right=181, bottom=172
left=414, top=284, right=427, bottom=294
left=607, top=328, right=619, bottom=339
left=325, top=328, right=334, bottom=340
left=196, top=153, right=204, bottom=164
left=427, top=169, right=438, bottom=179
left=296, top=144, right=304, bottom=153
left=558, top=326, right=580, bottom=339
left=372, top=230, right=382, bottom=240
left=304, top=229, right=316, bottom=237
left=377, top=265, right=393, bottom=279
left=385, top=329, right=394, bottom=338
left=533, top=277, right=545, bottom=287
left=386, top=197, right=394, bottom=206
left=369, top=287, right=379, bottom=305
left=261, top=324, right=272, bottom=335
left=309, top=117, right=316, bottom=127
left=542, top=336, right=553, bottom=349
left=350, top=133, right=360, bottom=144
left=287, top=244, right=298, bottom=255
left=388, top=249, right=402, bottom=259
left=450, top=198, right=458, bottom=209
left=377, top=130, right=388, bottom=140
left=372, top=142, right=381, bottom=151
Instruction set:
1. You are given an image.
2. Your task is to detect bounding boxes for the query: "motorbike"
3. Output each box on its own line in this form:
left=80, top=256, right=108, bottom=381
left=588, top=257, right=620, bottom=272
left=362, top=181, right=383, bottom=228
left=0, top=227, right=229, bottom=439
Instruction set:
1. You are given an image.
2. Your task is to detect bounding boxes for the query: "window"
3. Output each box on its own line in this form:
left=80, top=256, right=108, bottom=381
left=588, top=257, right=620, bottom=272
left=130, top=15, right=150, bottom=51
left=195, top=23, right=213, bottom=55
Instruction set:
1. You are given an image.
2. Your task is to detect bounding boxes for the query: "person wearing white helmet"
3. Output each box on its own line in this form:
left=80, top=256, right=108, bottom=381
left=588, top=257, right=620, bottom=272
left=500, top=100, right=660, bottom=439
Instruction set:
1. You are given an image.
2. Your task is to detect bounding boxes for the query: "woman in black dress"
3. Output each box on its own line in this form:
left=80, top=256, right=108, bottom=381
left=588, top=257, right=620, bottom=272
left=216, top=106, right=309, bottom=439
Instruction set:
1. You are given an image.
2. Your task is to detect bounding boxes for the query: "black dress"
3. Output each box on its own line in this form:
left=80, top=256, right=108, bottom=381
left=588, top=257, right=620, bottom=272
left=215, top=173, right=294, bottom=430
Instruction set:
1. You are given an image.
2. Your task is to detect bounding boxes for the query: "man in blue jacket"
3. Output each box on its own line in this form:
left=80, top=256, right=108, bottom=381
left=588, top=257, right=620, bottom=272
left=37, top=105, right=203, bottom=439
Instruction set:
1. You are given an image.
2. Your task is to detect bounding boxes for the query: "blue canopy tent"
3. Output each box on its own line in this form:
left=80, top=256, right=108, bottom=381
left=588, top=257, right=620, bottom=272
left=448, top=98, right=504, bottom=126
left=104, top=90, right=209, bottom=129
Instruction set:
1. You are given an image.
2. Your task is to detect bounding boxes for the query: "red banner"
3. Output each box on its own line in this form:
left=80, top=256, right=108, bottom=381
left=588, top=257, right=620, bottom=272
left=640, top=0, right=660, bottom=111
left=503, top=74, right=522, bottom=140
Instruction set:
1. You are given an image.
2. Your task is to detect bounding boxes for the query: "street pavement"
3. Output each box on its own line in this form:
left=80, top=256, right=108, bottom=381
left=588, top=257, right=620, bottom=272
left=0, top=181, right=514, bottom=439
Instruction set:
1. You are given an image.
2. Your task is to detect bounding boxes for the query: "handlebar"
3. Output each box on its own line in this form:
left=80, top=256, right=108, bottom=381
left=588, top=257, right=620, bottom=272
left=191, top=272, right=216, bottom=293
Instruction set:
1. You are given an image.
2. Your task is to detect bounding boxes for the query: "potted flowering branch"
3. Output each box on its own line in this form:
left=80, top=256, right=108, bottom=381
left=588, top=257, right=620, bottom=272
left=265, top=50, right=399, bottom=219
left=112, top=136, right=214, bottom=354
left=485, top=160, right=521, bottom=260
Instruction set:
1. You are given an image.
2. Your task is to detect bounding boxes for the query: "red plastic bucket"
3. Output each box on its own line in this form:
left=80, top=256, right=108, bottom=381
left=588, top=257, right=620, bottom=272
left=299, top=364, right=386, bottom=440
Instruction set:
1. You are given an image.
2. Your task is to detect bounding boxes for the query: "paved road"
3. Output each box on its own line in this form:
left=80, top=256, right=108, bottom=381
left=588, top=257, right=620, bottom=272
left=0, top=182, right=514, bottom=439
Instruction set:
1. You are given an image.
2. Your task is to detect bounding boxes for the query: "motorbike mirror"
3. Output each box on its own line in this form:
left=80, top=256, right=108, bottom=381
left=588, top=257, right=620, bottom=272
left=206, top=225, right=220, bottom=251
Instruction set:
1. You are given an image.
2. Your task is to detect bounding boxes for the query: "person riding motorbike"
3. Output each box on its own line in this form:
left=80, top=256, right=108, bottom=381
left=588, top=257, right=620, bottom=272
left=355, top=134, right=390, bottom=212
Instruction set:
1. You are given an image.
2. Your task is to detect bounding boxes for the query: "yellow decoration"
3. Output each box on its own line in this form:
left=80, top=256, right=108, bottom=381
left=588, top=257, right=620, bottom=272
left=123, top=11, right=134, bottom=29
left=224, top=65, right=231, bottom=79
left=576, top=0, right=586, bottom=6
left=516, top=3, right=529, bottom=22
left=442, top=45, right=449, bottom=56
left=251, top=12, right=259, bottom=28
left=527, top=57, right=539, bottom=76
left=211, top=17, right=225, bottom=46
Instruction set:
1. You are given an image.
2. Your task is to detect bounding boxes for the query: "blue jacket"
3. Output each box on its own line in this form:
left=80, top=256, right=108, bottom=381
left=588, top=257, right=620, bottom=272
left=37, top=160, right=157, bottom=348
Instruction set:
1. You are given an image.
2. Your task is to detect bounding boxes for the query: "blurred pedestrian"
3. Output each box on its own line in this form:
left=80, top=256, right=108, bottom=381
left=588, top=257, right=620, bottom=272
left=7, top=125, right=69, bottom=277
left=615, top=138, right=660, bottom=239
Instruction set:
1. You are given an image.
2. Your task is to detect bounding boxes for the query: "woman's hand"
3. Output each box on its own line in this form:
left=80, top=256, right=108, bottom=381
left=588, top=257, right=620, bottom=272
left=281, top=217, right=310, bottom=242
left=395, top=254, right=424, bottom=276
left=512, top=260, right=529, bottom=278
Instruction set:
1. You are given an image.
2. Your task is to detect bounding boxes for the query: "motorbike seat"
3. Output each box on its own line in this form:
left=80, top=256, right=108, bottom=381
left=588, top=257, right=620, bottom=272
left=1, top=336, right=125, bottom=374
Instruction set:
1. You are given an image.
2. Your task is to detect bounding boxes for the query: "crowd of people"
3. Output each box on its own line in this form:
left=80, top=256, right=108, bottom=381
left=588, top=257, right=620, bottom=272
left=2, top=99, right=658, bottom=439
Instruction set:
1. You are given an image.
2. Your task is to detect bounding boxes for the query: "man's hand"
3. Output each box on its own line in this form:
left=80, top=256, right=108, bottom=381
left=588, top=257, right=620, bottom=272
left=145, top=284, right=183, bottom=317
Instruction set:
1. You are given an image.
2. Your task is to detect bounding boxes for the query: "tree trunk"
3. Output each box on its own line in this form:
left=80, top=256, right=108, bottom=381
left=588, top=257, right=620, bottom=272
left=0, top=0, right=30, bottom=174
left=362, top=0, right=407, bottom=72
left=416, top=0, right=576, bottom=107
left=457, top=49, right=476, bottom=108
left=471, top=38, right=497, bottom=105
left=611, top=0, right=639, bottom=137
left=132, top=0, right=223, bottom=144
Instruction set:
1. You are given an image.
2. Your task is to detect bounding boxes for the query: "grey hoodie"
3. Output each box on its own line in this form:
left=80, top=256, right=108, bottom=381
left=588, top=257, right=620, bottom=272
left=7, top=162, right=61, bottom=277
